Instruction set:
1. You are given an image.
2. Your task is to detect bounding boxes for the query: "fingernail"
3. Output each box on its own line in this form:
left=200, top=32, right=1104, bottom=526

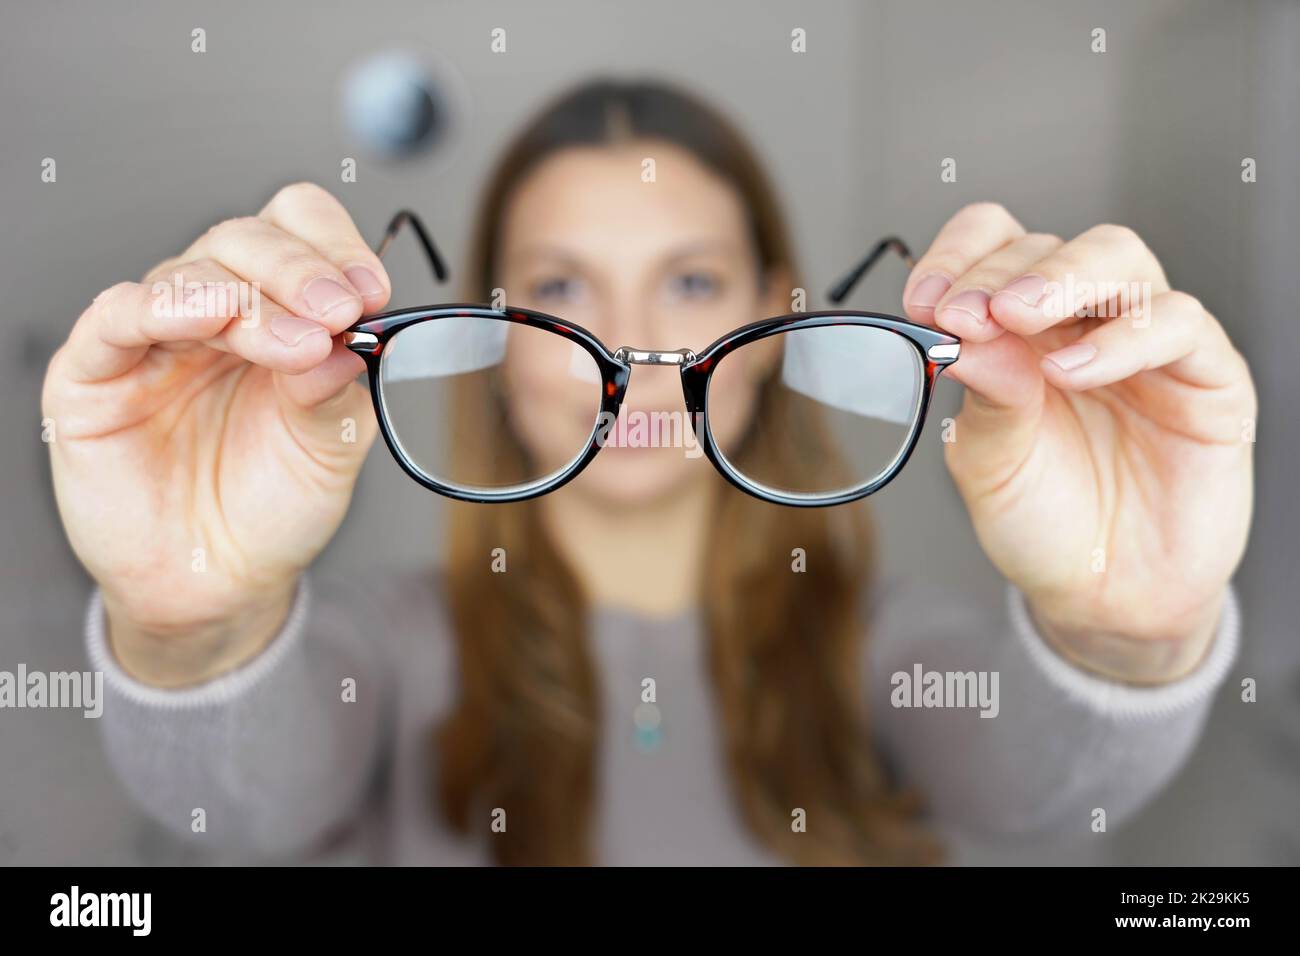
left=271, top=313, right=329, bottom=347
left=1043, top=342, right=1097, bottom=372
left=908, top=274, right=951, bottom=312
left=998, top=274, right=1048, bottom=308
left=938, top=290, right=990, bottom=334
left=303, top=276, right=360, bottom=319
left=344, top=266, right=384, bottom=300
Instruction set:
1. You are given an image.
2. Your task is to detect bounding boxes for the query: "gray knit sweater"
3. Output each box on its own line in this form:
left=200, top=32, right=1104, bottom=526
left=83, top=570, right=1240, bottom=864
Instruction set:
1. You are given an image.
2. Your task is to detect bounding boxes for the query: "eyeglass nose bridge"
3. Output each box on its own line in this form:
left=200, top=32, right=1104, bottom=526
left=613, top=346, right=697, bottom=367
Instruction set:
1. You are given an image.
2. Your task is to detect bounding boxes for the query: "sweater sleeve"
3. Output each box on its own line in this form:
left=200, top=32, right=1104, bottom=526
left=85, top=571, right=397, bottom=859
left=866, top=577, right=1240, bottom=840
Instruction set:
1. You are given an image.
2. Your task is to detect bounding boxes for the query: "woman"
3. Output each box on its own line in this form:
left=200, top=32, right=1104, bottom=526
left=45, top=79, right=1253, bottom=865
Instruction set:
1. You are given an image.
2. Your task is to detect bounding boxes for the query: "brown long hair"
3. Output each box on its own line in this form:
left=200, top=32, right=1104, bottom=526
left=435, top=78, right=940, bottom=865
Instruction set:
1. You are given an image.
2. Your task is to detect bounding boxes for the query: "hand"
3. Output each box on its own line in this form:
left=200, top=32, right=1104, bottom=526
left=44, top=183, right=391, bottom=685
left=903, top=203, right=1256, bottom=684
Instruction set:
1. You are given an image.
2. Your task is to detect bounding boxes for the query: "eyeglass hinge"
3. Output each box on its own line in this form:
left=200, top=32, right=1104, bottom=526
left=345, top=331, right=380, bottom=353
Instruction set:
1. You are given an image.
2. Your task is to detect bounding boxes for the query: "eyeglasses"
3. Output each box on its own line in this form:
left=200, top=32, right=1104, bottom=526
left=344, top=211, right=960, bottom=507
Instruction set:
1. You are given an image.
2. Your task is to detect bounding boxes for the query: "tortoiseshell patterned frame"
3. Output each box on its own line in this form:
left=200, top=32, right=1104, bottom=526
left=345, top=211, right=960, bottom=507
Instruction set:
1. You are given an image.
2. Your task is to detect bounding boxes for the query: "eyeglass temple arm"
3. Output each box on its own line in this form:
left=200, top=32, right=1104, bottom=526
left=825, top=237, right=915, bottom=305
left=376, top=210, right=450, bottom=284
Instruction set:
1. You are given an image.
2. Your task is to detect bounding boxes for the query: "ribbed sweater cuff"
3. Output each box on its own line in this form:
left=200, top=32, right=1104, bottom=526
left=84, top=574, right=312, bottom=710
left=1006, top=582, right=1240, bottom=721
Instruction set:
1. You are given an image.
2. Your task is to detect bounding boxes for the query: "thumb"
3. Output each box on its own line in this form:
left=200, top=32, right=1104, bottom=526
left=272, top=340, right=377, bottom=465
left=941, top=332, right=1046, bottom=496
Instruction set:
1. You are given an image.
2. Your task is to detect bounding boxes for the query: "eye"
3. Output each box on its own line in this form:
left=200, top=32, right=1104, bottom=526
left=531, top=275, right=586, bottom=303
left=667, top=270, right=722, bottom=301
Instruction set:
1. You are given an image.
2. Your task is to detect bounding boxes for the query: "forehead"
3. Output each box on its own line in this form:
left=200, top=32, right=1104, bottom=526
left=499, top=139, right=752, bottom=262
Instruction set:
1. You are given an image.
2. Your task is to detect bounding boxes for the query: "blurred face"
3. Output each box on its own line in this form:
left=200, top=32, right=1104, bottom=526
left=496, top=139, right=787, bottom=507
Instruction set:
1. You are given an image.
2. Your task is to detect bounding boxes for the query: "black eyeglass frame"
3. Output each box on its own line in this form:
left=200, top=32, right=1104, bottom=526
left=345, top=211, right=960, bottom=507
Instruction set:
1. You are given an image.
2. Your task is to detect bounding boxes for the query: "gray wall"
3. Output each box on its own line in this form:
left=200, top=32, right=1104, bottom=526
left=0, top=0, right=1295, bottom=864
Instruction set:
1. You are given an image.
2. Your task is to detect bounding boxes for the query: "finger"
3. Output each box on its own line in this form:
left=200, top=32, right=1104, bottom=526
left=940, top=332, right=1046, bottom=496
left=153, top=259, right=337, bottom=372
left=939, top=328, right=1045, bottom=412
left=58, top=283, right=172, bottom=382
left=931, top=233, right=1064, bottom=343
left=273, top=339, right=377, bottom=458
left=1039, top=291, right=1245, bottom=392
left=276, top=338, right=368, bottom=409
left=60, top=262, right=333, bottom=384
left=176, top=216, right=366, bottom=334
left=988, top=224, right=1171, bottom=336
left=259, top=182, right=393, bottom=314
left=902, top=202, right=1027, bottom=325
